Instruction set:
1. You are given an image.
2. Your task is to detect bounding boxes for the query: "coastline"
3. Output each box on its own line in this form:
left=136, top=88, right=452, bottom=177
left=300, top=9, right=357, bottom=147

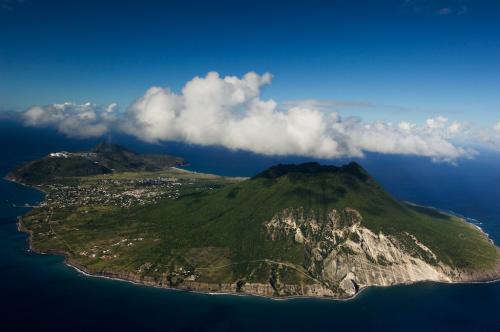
left=9, top=176, right=500, bottom=301
left=403, top=201, right=495, bottom=244
left=62, top=256, right=500, bottom=302
left=17, top=217, right=500, bottom=301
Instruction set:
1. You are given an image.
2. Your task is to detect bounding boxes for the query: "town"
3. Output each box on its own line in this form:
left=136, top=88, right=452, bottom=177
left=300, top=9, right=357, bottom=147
left=40, top=176, right=203, bottom=209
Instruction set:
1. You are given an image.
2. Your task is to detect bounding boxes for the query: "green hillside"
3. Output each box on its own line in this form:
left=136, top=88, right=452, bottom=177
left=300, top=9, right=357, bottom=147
left=124, top=162, right=497, bottom=273
left=7, top=142, right=185, bottom=184
left=19, top=161, right=500, bottom=298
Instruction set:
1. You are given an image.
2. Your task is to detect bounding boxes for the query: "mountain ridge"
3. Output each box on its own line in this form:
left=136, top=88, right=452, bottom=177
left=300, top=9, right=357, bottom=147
left=7, top=142, right=186, bottom=184
left=11, top=150, right=500, bottom=299
left=253, top=161, right=369, bottom=181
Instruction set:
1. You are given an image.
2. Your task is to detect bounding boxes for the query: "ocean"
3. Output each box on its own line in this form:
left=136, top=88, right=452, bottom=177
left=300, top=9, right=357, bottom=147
left=1, top=119, right=499, bottom=331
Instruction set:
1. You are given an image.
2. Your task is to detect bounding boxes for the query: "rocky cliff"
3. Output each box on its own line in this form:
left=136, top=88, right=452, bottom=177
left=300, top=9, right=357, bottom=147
left=15, top=160, right=500, bottom=300
left=264, top=207, right=456, bottom=297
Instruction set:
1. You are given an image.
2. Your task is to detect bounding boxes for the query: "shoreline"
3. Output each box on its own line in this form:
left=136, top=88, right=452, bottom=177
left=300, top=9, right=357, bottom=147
left=7, top=176, right=500, bottom=301
left=403, top=201, right=493, bottom=239
left=62, top=257, right=500, bottom=302
left=22, top=222, right=500, bottom=302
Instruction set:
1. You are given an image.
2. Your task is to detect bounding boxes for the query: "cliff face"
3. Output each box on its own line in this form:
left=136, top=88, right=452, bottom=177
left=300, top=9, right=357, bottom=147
left=57, top=206, right=500, bottom=300
left=72, top=266, right=337, bottom=298
left=265, top=207, right=453, bottom=297
left=15, top=158, right=500, bottom=300
left=68, top=207, right=460, bottom=299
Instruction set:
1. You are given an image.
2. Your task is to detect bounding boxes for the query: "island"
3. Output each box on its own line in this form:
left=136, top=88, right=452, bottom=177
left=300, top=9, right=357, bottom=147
left=7, top=143, right=500, bottom=299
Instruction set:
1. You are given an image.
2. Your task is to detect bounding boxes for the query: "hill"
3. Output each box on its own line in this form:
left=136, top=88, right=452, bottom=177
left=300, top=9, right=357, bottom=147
left=6, top=142, right=186, bottom=184
left=16, top=160, right=500, bottom=299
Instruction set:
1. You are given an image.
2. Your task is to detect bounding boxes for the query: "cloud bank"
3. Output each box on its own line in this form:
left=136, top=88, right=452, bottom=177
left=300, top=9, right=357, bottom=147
left=477, top=121, right=500, bottom=150
left=23, top=102, right=117, bottom=138
left=23, top=71, right=477, bottom=162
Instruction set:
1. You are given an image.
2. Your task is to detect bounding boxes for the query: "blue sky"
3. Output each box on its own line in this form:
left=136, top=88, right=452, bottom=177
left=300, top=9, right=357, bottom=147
left=1, top=0, right=500, bottom=163
left=1, top=0, right=499, bottom=124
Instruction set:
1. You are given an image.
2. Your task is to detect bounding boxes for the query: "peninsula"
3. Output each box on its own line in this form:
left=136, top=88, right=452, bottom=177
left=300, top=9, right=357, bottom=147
left=8, top=143, right=500, bottom=299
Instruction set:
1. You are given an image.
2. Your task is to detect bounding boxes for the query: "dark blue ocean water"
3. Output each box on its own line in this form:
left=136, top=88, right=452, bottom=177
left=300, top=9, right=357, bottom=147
left=1, top=119, right=500, bottom=331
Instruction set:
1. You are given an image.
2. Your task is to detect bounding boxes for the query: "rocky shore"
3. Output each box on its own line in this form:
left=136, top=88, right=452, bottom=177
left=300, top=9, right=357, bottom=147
left=61, top=255, right=500, bottom=300
left=10, top=168, right=500, bottom=300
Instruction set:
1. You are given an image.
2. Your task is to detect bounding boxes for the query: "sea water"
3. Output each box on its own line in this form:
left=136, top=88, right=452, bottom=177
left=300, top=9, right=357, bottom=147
left=1, top=120, right=499, bottom=331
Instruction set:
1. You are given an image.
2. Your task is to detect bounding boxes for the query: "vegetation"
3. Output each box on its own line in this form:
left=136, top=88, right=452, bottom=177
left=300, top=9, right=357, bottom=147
left=7, top=142, right=185, bottom=184
left=18, top=160, right=500, bottom=292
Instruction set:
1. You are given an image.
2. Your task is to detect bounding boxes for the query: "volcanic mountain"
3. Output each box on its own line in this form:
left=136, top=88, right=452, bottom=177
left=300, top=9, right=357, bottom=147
left=12, top=155, right=500, bottom=298
left=7, top=142, right=186, bottom=184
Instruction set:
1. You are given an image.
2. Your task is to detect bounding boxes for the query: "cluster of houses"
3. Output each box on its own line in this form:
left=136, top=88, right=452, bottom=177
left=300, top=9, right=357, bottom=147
left=42, top=177, right=184, bottom=209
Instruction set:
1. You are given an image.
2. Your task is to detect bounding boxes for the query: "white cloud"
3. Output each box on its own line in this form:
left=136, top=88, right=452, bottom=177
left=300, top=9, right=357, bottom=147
left=466, top=121, right=500, bottom=151
left=120, top=71, right=472, bottom=162
left=494, top=121, right=500, bottom=134
left=23, top=102, right=117, bottom=138
left=106, top=103, right=118, bottom=113
left=448, top=121, right=463, bottom=134
left=280, top=99, right=375, bottom=112
left=22, top=72, right=476, bottom=162
left=342, top=118, right=473, bottom=162
left=425, top=116, right=448, bottom=130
